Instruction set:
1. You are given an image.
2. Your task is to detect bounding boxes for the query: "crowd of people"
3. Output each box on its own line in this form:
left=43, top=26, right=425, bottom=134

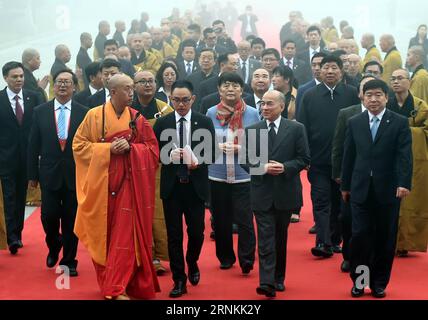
left=0, top=5, right=428, bottom=300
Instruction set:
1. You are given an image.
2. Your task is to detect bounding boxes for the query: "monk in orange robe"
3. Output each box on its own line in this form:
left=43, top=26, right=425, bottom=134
left=73, top=74, right=160, bottom=300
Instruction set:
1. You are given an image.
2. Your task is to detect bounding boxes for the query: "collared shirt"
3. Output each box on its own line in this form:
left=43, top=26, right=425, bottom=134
left=89, top=85, right=99, bottom=96
left=368, top=108, right=386, bottom=129
left=6, top=88, right=24, bottom=115
left=266, top=116, right=282, bottom=134
left=324, top=83, right=337, bottom=100
left=105, top=88, right=110, bottom=102
left=361, top=104, right=367, bottom=113
left=310, top=47, right=321, bottom=61
left=158, top=87, right=171, bottom=105
left=54, top=99, right=72, bottom=140
left=282, top=57, right=294, bottom=69
left=315, top=79, right=321, bottom=85
left=184, top=60, right=194, bottom=72
left=239, top=58, right=250, bottom=83
left=175, top=110, right=192, bottom=146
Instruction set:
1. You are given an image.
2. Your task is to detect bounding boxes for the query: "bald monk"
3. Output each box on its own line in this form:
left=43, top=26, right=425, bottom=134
left=73, top=74, right=160, bottom=300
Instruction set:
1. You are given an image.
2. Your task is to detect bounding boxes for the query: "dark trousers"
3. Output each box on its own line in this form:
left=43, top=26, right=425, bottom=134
left=341, top=199, right=352, bottom=261
left=41, top=184, right=78, bottom=268
left=1, top=169, right=27, bottom=245
left=210, top=181, right=255, bottom=267
left=255, top=208, right=292, bottom=286
left=350, top=182, right=400, bottom=290
left=163, top=180, right=205, bottom=283
left=308, top=169, right=342, bottom=246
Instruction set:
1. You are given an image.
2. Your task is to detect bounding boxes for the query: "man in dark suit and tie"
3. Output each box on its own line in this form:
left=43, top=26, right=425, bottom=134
left=237, top=40, right=262, bottom=86
left=73, top=62, right=103, bottom=106
left=0, top=61, right=43, bottom=254
left=153, top=80, right=217, bottom=298
left=28, top=69, right=89, bottom=277
left=242, top=90, right=310, bottom=297
left=341, top=79, right=412, bottom=298
left=297, top=26, right=328, bottom=67
left=280, top=40, right=311, bottom=86
left=86, top=59, right=121, bottom=108
left=331, top=75, right=375, bottom=273
left=177, top=39, right=199, bottom=79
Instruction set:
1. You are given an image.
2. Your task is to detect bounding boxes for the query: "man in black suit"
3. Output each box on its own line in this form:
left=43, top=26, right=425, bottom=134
left=103, top=39, right=136, bottom=78
left=242, top=90, right=310, bottom=297
left=295, top=52, right=328, bottom=119
left=187, top=48, right=217, bottom=96
left=297, top=55, right=360, bottom=258
left=28, top=69, right=89, bottom=277
left=341, top=79, right=412, bottom=298
left=212, top=20, right=237, bottom=54
left=237, top=40, right=262, bottom=85
left=153, top=80, right=217, bottom=298
left=76, top=33, right=93, bottom=89
left=238, top=6, right=259, bottom=40
left=331, top=75, right=375, bottom=273
left=87, top=59, right=121, bottom=108
left=297, top=26, right=328, bottom=68
left=280, top=40, right=311, bottom=86
left=73, top=62, right=103, bottom=106
left=0, top=61, right=43, bottom=254
left=177, top=39, right=199, bottom=79
left=198, top=28, right=228, bottom=57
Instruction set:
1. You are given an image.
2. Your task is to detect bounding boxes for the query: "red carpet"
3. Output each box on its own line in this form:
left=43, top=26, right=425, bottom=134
left=1, top=174, right=427, bottom=300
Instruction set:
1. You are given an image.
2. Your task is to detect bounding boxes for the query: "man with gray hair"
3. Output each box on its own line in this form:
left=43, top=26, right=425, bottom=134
left=407, top=46, right=428, bottom=103
left=22, top=48, right=48, bottom=102
left=113, top=20, right=126, bottom=47
left=380, top=34, right=403, bottom=83
left=76, top=32, right=93, bottom=89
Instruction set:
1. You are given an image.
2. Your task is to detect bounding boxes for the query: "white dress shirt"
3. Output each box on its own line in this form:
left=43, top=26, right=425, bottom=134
left=54, top=99, right=72, bottom=140
left=89, top=85, right=99, bottom=96
left=368, top=108, right=386, bottom=129
left=105, top=88, right=110, bottom=102
left=6, top=88, right=24, bottom=115
left=310, top=47, right=321, bottom=61
left=282, top=57, right=294, bottom=69
left=175, top=110, right=192, bottom=146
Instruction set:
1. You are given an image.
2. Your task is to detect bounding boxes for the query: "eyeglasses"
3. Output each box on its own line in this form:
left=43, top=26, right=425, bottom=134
left=390, top=76, right=409, bottom=82
left=54, top=80, right=73, bottom=86
left=171, top=97, right=192, bottom=104
left=135, top=79, right=155, bottom=86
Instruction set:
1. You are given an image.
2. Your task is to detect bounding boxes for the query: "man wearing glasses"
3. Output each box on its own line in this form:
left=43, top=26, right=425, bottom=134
left=153, top=80, right=217, bottom=298
left=28, top=69, right=88, bottom=276
left=132, top=70, right=174, bottom=276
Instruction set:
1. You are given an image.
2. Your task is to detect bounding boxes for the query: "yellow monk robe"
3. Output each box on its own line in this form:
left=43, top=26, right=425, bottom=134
left=361, top=46, right=383, bottom=71
left=0, top=182, right=7, bottom=250
left=410, top=67, right=428, bottom=104
left=144, top=100, right=174, bottom=263
left=322, top=28, right=339, bottom=45
left=397, top=96, right=428, bottom=252
left=382, top=48, right=403, bottom=84
left=134, top=50, right=161, bottom=75
left=147, top=48, right=163, bottom=67
left=73, top=101, right=160, bottom=299
left=158, top=42, right=177, bottom=60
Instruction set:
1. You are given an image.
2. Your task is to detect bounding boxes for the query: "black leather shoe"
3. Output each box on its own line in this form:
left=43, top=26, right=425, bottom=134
left=311, top=244, right=333, bottom=258
left=275, top=283, right=286, bottom=292
left=351, top=286, right=365, bottom=298
left=188, top=264, right=200, bottom=286
left=9, top=242, right=20, bottom=255
left=309, top=225, right=317, bottom=234
left=341, top=260, right=351, bottom=273
left=220, top=262, right=234, bottom=270
left=169, top=281, right=187, bottom=298
left=68, top=267, right=78, bottom=277
left=332, top=245, right=342, bottom=253
left=256, top=285, right=276, bottom=298
left=241, top=264, right=253, bottom=275
left=372, top=288, right=386, bottom=298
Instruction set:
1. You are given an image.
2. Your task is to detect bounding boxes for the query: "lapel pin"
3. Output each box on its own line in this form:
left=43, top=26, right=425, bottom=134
left=194, top=122, right=198, bottom=126
left=387, top=120, right=390, bottom=124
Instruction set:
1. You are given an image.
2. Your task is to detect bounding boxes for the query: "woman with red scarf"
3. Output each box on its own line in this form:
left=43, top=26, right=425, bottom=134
left=206, top=72, right=260, bottom=274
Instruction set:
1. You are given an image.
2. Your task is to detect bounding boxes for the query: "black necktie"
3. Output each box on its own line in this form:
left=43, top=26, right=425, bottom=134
left=242, top=61, right=247, bottom=82
left=268, top=122, right=276, bottom=156
left=257, top=101, right=263, bottom=120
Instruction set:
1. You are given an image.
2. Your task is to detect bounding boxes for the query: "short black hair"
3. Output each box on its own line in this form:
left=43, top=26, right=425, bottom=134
left=53, top=69, right=78, bottom=86
left=306, top=25, right=322, bottom=36
left=281, top=39, right=296, bottom=49
left=331, top=49, right=347, bottom=58
left=187, top=23, right=201, bottom=33
left=272, top=65, right=294, bottom=81
left=104, top=39, right=119, bottom=49
left=100, top=58, right=122, bottom=71
left=199, top=48, right=217, bottom=60
left=321, top=55, right=344, bottom=69
left=262, top=48, right=281, bottom=61
left=212, top=20, right=225, bottom=27
left=251, top=37, right=266, bottom=48
left=181, top=39, right=197, bottom=51
left=2, top=61, right=24, bottom=77
left=358, top=74, right=376, bottom=91
left=172, top=79, right=194, bottom=95
left=85, top=62, right=101, bottom=81
left=312, top=52, right=328, bottom=63
left=218, top=53, right=234, bottom=67
left=246, top=35, right=257, bottom=43
left=156, top=62, right=179, bottom=89
left=218, top=72, right=244, bottom=88
left=363, top=60, right=384, bottom=74
left=363, top=79, right=389, bottom=95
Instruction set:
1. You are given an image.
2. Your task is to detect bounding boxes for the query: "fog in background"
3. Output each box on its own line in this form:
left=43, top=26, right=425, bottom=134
left=0, top=0, right=427, bottom=88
